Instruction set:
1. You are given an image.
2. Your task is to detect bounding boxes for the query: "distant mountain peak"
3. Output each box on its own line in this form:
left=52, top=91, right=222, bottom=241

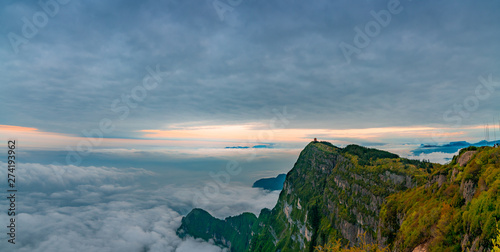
left=252, top=174, right=286, bottom=191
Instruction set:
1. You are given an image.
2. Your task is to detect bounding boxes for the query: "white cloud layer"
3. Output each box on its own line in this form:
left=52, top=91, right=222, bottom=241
left=404, top=151, right=458, bottom=164
left=0, top=162, right=279, bottom=251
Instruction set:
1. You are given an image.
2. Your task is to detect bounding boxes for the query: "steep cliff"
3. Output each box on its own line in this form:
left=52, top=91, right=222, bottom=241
left=177, top=141, right=431, bottom=251
left=247, top=142, right=429, bottom=251
left=177, top=142, right=500, bottom=251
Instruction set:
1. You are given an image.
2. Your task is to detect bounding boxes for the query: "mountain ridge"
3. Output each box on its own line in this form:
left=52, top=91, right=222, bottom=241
left=177, top=142, right=499, bottom=251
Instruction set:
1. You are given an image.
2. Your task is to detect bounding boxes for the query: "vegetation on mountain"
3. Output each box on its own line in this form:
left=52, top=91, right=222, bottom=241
left=379, top=146, right=500, bottom=251
left=493, top=224, right=500, bottom=252
left=177, top=142, right=500, bottom=251
left=315, top=232, right=387, bottom=252
left=176, top=208, right=257, bottom=251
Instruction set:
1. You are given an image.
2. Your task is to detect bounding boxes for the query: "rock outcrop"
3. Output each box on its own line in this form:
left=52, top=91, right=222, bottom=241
left=458, top=150, right=477, bottom=166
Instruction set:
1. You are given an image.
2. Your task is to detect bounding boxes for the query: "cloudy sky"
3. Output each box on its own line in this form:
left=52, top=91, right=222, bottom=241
left=1, top=0, right=500, bottom=251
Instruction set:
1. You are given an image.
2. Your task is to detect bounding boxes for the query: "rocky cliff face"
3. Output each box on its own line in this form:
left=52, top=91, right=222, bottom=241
left=178, top=142, right=430, bottom=251
left=177, top=143, right=500, bottom=251
left=248, top=142, right=428, bottom=251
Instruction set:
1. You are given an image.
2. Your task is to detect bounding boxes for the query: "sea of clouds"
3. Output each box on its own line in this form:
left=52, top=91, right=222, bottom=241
left=0, top=162, right=280, bottom=252
left=402, top=151, right=458, bottom=164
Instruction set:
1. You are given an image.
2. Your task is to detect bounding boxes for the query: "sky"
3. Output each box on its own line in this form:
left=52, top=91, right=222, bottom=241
left=1, top=0, right=500, bottom=251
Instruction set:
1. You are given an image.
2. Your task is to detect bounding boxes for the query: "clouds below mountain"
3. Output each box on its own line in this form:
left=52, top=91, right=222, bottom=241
left=0, top=162, right=279, bottom=251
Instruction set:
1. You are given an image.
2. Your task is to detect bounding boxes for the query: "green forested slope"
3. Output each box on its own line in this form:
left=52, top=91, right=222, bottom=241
left=177, top=208, right=257, bottom=251
left=177, top=142, right=499, bottom=252
left=379, top=146, right=500, bottom=251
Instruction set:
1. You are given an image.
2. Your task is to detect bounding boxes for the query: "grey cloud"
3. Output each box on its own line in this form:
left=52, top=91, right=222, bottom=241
left=0, top=161, right=152, bottom=192
left=1, top=0, right=499, bottom=134
left=176, top=238, right=228, bottom=252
